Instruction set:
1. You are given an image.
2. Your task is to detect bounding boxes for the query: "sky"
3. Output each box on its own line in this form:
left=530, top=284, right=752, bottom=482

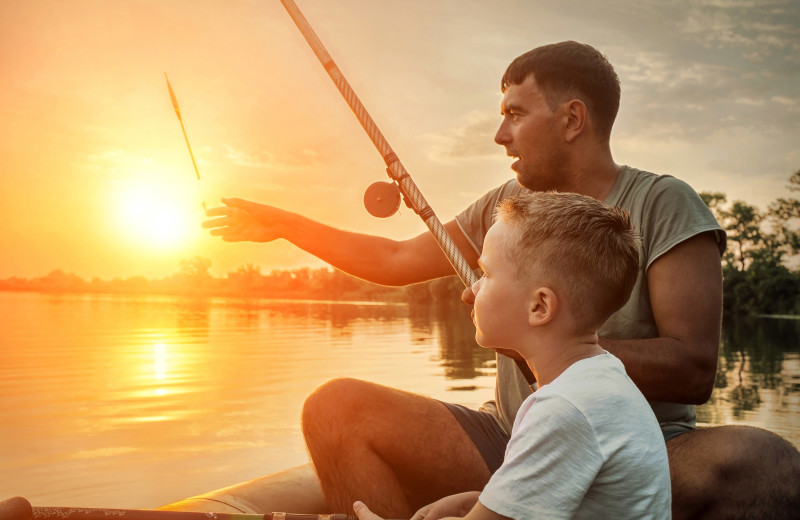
left=1, top=0, right=798, bottom=280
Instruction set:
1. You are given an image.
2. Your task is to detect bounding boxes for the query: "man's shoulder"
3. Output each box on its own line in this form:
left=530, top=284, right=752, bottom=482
left=618, top=165, right=705, bottom=203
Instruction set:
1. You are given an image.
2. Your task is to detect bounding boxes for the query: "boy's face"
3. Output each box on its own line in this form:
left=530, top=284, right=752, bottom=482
left=472, top=220, right=532, bottom=351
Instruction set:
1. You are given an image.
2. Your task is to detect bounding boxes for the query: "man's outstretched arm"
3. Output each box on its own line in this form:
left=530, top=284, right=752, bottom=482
left=202, top=197, right=479, bottom=287
left=599, top=231, right=723, bottom=404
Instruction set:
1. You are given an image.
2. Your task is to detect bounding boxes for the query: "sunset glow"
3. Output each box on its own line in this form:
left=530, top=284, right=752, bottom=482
left=1, top=0, right=797, bottom=281
left=114, top=178, right=196, bottom=250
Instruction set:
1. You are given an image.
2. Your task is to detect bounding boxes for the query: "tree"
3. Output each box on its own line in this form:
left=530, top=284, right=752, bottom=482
left=176, top=256, right=213, bottom=290
left=721, top=201, right=764, bottom=271
left=698, top=192, right=763, bottom=271
left=227, top=263, right=265, bottom=293
left=765, top=169, right=800, bottom=263
left=700, top=169, right=800, bottom=315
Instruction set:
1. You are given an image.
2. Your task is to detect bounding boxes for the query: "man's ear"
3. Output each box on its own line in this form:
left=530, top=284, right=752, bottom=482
left=564, top=99, right=587, bottom=143
left=529, top=287, right=557, bottom=326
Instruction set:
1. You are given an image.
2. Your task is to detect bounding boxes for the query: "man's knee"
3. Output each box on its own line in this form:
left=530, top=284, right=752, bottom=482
left=669, top=426, right=800, bottom=519
left=704, top=426, right=799, bottom=480
left=302, top=378, right=380, bottom=443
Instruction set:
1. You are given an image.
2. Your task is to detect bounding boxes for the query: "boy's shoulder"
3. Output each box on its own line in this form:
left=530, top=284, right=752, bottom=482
left=539, top=353, right=655, bottom=431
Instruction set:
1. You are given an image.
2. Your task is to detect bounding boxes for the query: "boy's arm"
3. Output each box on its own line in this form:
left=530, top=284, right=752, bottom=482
left=457, top=501, right=513, bottom=520
left=410, top=491, right=481, bottom=520
left=599, top=232, right=722, bottom=404
left=354, top=500, right=511, bottom=520
left=202, top=198, right=479, bottom=286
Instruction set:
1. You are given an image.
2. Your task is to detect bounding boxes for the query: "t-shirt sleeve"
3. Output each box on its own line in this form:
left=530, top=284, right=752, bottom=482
left=642, top=176, right=727, bottom=268
left=479, top=395, right=603, bottom=520
left=455, top=180, right=523, bottom=255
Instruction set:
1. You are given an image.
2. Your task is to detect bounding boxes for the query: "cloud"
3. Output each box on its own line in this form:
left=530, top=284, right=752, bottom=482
left=225, top=145, right=319, bottom=170
left=679, top=0, right=800, bottom=62
left=422, top=111, right=500, bottom=162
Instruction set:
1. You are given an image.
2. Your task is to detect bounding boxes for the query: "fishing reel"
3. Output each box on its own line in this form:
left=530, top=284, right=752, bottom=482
left=364, top=180, right=402, bottom=218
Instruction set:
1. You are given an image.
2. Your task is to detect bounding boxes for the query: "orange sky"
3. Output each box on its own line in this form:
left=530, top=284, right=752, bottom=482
left=1, top=0, right=798, bottom=279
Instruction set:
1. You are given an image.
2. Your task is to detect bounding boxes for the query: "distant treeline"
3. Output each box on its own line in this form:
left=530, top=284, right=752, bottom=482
left=0, top=257, right=466, bottom=305
left=3, top=171, right=798, bottom=315
left=700, top=169, right=800, bottom=316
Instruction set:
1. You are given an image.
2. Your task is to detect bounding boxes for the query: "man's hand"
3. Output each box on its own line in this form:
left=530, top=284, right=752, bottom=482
left=410, top=491, right=481, bottom=520
left=202, top=198, right=289, bottom=243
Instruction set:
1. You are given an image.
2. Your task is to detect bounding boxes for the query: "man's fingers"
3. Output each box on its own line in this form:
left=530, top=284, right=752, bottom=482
left=202, top=215, right=241, bottom=229
left=222, top=197, right=260, bottom=212
left=204, top=206, right=230, bottom=217
left=209, top=227, right=228, bottom=237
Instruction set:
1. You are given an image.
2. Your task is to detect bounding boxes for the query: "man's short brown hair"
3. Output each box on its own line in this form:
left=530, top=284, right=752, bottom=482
left=495, top=191, right=639, bottom=329
left=502, top=41, right=621, bottom=141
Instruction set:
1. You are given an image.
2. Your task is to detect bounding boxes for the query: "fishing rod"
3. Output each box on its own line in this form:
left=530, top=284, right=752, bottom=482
left=0, top=498, right=363, bottom=520
left=278, top=0, right=475, bottom=289
left=164, top=73, right=207, bottom=212
left=277, top=0, right=536, bottom=385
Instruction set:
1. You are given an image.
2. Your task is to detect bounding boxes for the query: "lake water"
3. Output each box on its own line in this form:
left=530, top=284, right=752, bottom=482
left=1, top=291, right=798, bottom=509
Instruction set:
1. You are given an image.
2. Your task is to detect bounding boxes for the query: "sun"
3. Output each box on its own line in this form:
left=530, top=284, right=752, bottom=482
left=114, top=177, right=201, bottom=249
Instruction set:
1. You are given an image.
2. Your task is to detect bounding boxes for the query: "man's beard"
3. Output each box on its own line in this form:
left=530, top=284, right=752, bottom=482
left=514, top=148, right=570, bottom=193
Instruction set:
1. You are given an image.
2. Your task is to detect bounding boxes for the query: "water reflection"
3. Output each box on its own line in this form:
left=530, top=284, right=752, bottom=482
left=408, top=301, right=496, bottom=382
left=1, top=292, right=798, bottom=510
left=153, top=343, right=168, bottom=396
left=698, top=316, right=800, bottom=443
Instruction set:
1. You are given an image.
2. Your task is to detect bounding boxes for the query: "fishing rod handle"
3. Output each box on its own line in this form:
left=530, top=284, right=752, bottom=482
left=265, top=514, right=356, bottom=520
left=278, top=0, right=477, bottom=289
left=23, top=505, right=357, bottom=520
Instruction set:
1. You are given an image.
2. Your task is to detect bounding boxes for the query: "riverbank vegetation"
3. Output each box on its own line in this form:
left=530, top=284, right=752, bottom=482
left=700, top=170, right=799, bottom=316
left=0, top=256, right=466, bottom=304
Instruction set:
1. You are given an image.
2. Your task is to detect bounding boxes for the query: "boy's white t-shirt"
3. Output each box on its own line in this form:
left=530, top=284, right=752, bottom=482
left=479, top=352, right=671, bottom=520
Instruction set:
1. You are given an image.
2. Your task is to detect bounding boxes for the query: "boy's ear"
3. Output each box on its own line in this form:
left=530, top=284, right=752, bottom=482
left=529, top=287, right=557, bottom=326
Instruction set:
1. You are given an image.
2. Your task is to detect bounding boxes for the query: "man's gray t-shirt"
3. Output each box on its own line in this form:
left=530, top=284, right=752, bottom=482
left=455, top=165, right=726, bottom=434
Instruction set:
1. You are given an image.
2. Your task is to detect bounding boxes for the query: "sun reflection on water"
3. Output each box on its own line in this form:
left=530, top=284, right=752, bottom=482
left=154, top=342, right=168, bottom=396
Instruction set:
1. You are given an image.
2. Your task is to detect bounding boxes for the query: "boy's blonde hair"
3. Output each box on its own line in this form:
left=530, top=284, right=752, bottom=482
left=495, top=191, right=640, bottom=329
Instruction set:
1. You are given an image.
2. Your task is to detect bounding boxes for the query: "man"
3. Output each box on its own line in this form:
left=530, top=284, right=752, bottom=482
left=203, top=41, right=800, bottom=519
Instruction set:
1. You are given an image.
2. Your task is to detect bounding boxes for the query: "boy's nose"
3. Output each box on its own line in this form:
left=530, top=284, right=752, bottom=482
left=462, top=285, right=477, bottom=305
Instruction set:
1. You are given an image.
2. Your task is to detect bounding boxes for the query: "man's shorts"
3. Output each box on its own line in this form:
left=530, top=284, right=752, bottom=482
left=441, top=402, right=510, bottom=473
left=443, top=401, right=692, bottom=473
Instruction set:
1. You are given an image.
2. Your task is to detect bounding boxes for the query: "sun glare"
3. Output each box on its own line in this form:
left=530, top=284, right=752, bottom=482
left=114, top=175, right=200, bottom=250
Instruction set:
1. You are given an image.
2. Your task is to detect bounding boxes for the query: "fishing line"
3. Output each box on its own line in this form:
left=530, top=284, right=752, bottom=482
left=165, top=73, right=207, bottom=212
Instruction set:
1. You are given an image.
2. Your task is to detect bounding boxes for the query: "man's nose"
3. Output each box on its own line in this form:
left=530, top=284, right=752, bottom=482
left=494, top=120, right=510, bottom=145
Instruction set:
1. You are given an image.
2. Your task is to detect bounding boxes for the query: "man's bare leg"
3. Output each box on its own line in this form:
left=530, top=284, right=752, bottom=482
left=668, top=425, right=800, bottom=519
left=302, top=378, right=492, bottom=519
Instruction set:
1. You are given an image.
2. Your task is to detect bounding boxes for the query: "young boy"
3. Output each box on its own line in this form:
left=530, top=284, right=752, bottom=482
left=354, top=192, right=671, bottom=520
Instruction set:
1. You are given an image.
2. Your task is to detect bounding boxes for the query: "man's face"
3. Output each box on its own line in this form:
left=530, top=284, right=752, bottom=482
left=494, top=75, right=567, bottom=191
left=471, top=221, right=531, bottom=351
